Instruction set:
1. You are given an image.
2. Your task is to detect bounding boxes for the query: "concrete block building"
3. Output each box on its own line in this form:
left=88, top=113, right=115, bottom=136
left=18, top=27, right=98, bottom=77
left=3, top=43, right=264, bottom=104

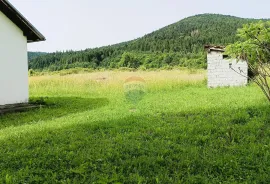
left=205, top=46, right=248, bottom=88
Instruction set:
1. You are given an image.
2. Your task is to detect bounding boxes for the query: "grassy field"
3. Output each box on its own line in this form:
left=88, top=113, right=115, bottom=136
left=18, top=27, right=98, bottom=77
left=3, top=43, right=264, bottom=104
left=0, top=70, right=270, bottom=183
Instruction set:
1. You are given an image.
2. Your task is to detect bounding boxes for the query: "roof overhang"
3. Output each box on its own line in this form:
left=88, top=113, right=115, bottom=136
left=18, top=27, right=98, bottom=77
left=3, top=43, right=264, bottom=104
left=204, top=45, right=225, bottom=52
left=0, top=0, right=45, bottom=43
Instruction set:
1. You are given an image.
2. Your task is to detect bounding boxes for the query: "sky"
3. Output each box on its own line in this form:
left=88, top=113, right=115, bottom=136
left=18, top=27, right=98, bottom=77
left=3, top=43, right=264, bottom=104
left=8, top=0, right=270, bottom=52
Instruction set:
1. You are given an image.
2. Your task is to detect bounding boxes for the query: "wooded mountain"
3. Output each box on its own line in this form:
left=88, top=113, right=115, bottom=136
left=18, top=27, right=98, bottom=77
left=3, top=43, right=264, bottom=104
left=28, top=52, right=47, bottom=60
left=28, top=14, right=268, bottom=71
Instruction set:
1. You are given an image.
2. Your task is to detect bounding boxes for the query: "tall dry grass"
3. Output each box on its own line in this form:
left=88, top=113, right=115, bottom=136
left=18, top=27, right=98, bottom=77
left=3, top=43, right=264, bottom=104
left=30, top=70, right=206, bottom=97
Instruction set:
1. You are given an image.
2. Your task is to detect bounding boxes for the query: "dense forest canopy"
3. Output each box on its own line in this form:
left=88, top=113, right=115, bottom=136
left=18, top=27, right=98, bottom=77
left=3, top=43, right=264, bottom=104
left=28, top=14, right=268, bottom=71
left=28, top=52, right=47, bottom=60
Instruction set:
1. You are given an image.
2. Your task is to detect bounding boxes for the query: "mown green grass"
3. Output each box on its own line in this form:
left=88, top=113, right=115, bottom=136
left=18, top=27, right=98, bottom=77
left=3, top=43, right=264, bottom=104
left=0, top=71, right=270, bottom=183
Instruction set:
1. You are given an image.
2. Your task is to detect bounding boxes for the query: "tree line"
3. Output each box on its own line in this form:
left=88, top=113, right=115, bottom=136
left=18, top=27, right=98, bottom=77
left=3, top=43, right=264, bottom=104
left=28, top=14, right=267, bottom=71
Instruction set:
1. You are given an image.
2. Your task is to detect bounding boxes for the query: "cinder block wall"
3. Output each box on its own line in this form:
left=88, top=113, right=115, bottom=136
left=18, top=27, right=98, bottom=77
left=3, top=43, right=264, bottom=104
left=207, top=51, right=248, bottom=88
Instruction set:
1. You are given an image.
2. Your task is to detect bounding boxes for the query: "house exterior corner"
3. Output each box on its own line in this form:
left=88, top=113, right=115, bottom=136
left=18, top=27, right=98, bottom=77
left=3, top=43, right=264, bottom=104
left=0, top=11, right=28, bottom=105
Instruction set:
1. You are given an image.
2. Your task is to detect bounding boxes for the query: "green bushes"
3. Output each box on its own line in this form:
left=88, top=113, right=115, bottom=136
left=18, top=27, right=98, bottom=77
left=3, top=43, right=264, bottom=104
left=29, top=50, right=207, bottom=72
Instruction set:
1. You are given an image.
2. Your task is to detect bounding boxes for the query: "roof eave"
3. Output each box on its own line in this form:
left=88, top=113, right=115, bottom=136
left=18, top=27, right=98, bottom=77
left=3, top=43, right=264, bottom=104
left=1, top=0, right=46, bottom=43
left=27, top=38, right=46, bottom=43
left=204, top=45, right=225, bottom=53
left=209, top=48, right=225, bottom=52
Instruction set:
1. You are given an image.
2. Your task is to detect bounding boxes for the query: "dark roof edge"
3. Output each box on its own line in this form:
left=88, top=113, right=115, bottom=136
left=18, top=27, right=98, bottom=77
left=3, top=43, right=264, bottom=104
left=209, top=48, right=225, bottom=52
left=1, top=0, right=45, bottom=43
left=204, top=45, right=225, bottom=52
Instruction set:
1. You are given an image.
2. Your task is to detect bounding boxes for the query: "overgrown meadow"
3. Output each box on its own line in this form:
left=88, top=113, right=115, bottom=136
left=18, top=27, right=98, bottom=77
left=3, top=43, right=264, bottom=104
left=0, top=70, right=270, bottom=183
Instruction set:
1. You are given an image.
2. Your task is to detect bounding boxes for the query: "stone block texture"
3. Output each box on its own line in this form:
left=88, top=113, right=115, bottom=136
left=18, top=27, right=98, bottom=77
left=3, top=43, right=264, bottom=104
left=207, top=51, right=248, bottom=88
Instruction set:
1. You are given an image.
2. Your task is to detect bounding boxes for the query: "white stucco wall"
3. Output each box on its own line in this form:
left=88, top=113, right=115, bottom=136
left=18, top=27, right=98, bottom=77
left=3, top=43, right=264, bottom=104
left=207, top=51, right=248, bottom=88
left=0, top=11, right=28, bottom=105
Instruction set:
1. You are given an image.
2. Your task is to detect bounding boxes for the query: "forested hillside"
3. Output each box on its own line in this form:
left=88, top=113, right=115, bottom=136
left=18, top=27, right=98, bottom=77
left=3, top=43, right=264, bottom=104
left=28, top=52, right=47, bottom=60
left=28, top=14, right=267, bottom=71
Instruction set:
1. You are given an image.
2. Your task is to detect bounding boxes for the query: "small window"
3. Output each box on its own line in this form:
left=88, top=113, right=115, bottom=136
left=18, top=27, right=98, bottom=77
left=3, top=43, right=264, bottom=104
left=223, top=54, right=229, bottom=59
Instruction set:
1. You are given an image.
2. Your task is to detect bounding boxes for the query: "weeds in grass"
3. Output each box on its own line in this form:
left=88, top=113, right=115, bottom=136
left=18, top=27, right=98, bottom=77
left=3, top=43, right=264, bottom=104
left=0, top=70, right=269, bottom=183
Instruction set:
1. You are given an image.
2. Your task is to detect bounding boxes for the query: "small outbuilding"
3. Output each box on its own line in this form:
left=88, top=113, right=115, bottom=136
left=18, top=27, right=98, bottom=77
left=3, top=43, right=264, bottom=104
left=205, top=45, right=248, bottom=88
left=0, top=0, right=45, bottom=105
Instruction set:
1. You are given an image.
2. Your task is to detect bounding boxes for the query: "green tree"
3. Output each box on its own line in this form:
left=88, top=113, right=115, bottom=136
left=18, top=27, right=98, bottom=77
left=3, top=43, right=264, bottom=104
left=119, top=52, right=141, bottom=69
left=226, top=21, right=270, bottom=101
left=28, top=14, right=269, bottom=71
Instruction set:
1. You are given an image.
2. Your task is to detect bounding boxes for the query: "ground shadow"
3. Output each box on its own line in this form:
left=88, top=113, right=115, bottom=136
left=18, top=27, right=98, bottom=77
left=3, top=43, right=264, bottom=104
left=0, top=97, right=109, bottom=129
left=0, top=103, right=269, bottom=183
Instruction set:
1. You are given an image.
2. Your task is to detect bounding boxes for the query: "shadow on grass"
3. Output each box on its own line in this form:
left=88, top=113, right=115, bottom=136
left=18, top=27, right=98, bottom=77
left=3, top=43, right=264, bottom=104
left=0, top=103, right=270, bottom=183
left=0, top=97, right=109, bottom=129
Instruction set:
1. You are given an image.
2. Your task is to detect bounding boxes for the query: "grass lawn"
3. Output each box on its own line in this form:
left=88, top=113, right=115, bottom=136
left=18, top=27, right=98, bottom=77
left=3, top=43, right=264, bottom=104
left=0, top=70, right=270, bottom=183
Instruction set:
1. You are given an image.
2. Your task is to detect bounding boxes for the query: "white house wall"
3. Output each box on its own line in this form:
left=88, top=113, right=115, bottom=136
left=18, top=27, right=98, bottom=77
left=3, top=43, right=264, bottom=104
left=207, top=51, right=248, bottom=88
left=0, top=11, right=28, bottom=105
